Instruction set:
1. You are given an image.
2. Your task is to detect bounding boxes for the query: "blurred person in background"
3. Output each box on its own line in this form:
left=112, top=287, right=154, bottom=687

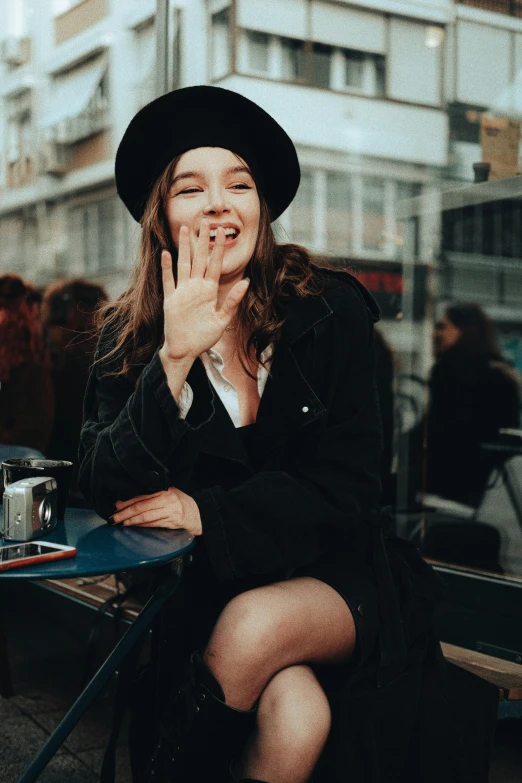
left=426, top=303, right=521, bottom=507
left=0, top=274, right=54, bottom=454
left=41, top=278, right=107, bottom=497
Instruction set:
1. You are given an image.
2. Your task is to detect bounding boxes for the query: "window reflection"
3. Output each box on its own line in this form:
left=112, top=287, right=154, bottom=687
left=396, top=182, right=522, bottom=579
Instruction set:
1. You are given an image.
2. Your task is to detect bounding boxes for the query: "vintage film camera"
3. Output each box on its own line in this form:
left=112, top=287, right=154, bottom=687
left=2, top=477, right=58, bottom=541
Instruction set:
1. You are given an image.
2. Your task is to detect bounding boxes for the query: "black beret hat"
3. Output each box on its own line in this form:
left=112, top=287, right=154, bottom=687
left=115, top=85, right=301, bottom=223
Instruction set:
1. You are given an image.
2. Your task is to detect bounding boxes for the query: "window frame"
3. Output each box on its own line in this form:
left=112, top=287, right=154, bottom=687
left=287, top=166, right=423, bottom=261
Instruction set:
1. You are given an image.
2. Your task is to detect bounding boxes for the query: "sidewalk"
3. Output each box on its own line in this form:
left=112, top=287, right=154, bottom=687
left=0, top=584, right=132, bottom=783
left=1, top=582, right=520, bottom=783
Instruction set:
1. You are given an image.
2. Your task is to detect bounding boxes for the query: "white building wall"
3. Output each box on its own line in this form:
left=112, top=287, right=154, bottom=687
left=218, top=74, right=448, bottom=166
left=1, top=0, right=518, bottom=299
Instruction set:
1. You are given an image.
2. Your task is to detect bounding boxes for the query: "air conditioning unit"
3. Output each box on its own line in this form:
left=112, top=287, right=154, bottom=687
left=40, top=140, right=69, bottom=176
left=1, top=36, right=30, bottom=67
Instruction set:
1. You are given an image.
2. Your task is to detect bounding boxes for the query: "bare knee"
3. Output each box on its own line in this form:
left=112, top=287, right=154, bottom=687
left=259, top=665, right=331, bottom=753
left=206, top=588, right=290, bottom=669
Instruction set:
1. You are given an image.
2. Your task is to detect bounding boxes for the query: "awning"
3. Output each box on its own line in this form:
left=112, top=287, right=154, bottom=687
left=43, top=56, right=107, bottom=129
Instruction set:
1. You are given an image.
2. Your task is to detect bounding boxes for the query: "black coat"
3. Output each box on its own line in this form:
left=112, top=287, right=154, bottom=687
left=79, top=269, right=449, bottom=782
left=427, top=345, right=521, bottom=506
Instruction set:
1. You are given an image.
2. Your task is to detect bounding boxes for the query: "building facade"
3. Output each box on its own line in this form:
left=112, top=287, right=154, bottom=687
left=1, top=0, right=522, bottom=375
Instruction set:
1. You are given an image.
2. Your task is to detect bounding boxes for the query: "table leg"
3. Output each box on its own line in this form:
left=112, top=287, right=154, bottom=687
left=17, top=559, right=185, bottom=783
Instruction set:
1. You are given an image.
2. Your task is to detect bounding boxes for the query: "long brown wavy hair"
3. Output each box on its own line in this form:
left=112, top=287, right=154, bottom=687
left=97, top=155, right=329, bottom=379
left=0, top=275, right=47, bottom=383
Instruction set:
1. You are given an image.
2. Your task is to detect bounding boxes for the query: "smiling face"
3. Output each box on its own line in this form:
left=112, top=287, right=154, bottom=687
left=166, top=146, right=261, bottom=281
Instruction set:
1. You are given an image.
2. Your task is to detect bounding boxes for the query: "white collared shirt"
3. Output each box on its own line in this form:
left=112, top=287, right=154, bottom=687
left=178, top=344, right=274, bottom=428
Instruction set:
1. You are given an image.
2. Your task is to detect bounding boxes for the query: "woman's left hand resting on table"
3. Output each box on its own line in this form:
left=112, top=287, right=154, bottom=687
left=111, top=487, right=203, bottom=536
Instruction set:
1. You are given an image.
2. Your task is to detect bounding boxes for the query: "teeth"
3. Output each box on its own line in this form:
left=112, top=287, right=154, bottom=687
left=209, top=228, right=238, bottom=239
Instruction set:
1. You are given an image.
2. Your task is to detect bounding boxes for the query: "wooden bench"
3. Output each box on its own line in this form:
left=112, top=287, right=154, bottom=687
left=5, top=575, right=522, bottom=723
left=441, top=641, right=522, bottom=719
left=38, top=574, right=142, bottom=623
left=38, top=578, right=522, bottom=719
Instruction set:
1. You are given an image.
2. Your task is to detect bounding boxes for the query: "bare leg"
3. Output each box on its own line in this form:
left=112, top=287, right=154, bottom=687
left=204, top=577, right=356, bottom=710
left=203, top=577, right=356, bottom=781
left=235, top=664, right=331, bottom=783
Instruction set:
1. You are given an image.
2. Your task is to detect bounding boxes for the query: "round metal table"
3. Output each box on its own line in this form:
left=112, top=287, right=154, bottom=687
left=0, top=506, right=195, bottom=579
left=0, top=506, right=195, bottom=783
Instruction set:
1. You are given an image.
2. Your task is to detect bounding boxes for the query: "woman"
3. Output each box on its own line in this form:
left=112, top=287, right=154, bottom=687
left=428, top=303, right=521, bottom=507
left=0, top=274, right=54, bottom=454
left=79, top=87, right=446, bottom=783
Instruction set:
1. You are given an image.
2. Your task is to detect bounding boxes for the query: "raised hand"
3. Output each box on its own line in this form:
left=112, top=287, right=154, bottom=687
left=159, top=220, right=250, bottom=362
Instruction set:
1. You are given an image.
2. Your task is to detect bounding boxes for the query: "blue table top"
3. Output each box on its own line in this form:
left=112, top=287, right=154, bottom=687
left=0, top=506, right=195, bottom=580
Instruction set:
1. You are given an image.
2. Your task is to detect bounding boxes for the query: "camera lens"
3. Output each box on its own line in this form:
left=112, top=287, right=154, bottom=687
left=39, top=497, right=52, bottom=527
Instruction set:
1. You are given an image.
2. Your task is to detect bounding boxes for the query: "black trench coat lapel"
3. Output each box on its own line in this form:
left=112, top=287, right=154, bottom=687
left=189, top=292, right=333, bottom=469
left=251, top=294, right=332, bottom=460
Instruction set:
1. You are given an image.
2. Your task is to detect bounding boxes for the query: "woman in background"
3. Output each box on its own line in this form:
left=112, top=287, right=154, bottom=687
left=427, top=302, right=521, bottom=506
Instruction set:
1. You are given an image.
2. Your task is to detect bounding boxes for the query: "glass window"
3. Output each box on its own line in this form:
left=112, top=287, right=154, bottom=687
left=395, top=182, right=421, bottom=259
left=344, top=50, right=365, bottom=89
left=211, top=8, right=230, bottom=79
left=98, top=199, right=116, bottom=272
left=69, top=198, right=119, bottom=274
left=5, top=90, right=32, bottom=163
left=451, top=264, right=498, bottom=302
left=245, top=30, right=270, bottom=73
left=311, top=43, right=332, bottom=89
left=362, top=178, right=386, bottom=251
left=291, top=170, right=315, bottom=246
left=375, top=55, right=386, bottom=97
left=281, top=38, right=305, bottom=82
left=326, top=172, right=353, bottom=253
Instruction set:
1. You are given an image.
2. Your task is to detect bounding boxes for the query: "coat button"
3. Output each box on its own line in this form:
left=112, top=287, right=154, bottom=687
left=357, top=604, right=364, bottom=617
left=302, top=406, right=309, bottom=413
left=146, top=470, right=162, bottom=491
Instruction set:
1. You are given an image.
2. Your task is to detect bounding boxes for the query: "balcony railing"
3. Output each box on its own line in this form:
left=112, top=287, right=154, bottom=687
left=458, top=0, right=522, bottom=17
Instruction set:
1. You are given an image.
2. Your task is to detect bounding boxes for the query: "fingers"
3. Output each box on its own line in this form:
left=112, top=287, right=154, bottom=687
left=161, top=251, right=176, bottom=296
left=205, top=226, right=226, bottom=282
left=113, top=497, right=164, bottom=523
left=176, top=226, right=191, bottom=283
left=114, top=492, right=163, bottom=512
left=124, top=518, right=180, bottom=528
left=191, top=219, right=211, bottom=278
left=218, top=278, right=250, bottom=321
left=122, top=510, right=172, bottom=527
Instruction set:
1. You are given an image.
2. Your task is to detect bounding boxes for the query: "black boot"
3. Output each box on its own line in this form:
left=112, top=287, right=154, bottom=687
left=141, top=651, right=257, bottom=782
